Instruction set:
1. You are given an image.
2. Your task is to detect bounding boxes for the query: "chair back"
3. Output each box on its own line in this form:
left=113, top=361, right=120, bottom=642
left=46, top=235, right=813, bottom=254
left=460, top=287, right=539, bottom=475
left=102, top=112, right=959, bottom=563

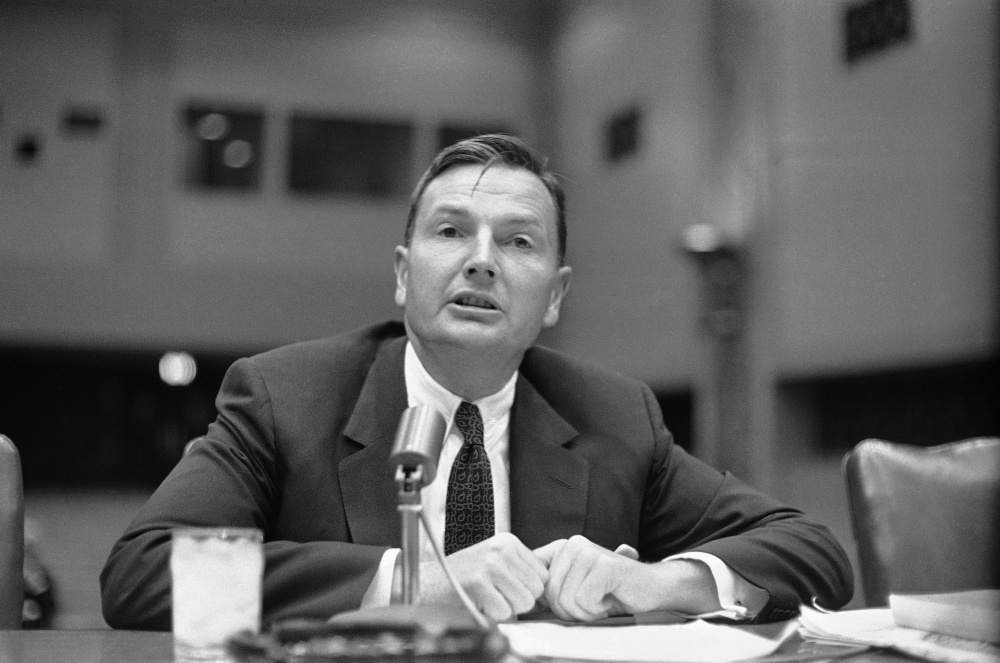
left=843, top=437, right=1000, bottom=606
left=0, top=434, right=25, bottom=629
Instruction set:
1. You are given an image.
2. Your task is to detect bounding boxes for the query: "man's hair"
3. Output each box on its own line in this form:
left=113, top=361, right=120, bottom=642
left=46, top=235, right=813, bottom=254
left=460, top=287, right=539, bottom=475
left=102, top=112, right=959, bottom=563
left=404, top=133, right=567, bottom=265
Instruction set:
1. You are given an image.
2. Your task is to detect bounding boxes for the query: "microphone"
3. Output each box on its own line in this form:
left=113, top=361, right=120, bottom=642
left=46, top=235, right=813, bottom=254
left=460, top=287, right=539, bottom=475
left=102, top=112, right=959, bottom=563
left=389, top=405, right=446, bottom=486
left=299, top=406, right=498, bottom=649
left=389, top=406, right=447, bottom=609
left=225, top=406, right=500, bottom=660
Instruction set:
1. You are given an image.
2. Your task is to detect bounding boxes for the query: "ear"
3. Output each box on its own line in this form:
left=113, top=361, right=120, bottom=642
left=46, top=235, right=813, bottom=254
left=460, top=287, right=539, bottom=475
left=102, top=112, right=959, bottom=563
left=393, top=245, right=409, bottom=308
left=542, top=265, right=572, bottom=328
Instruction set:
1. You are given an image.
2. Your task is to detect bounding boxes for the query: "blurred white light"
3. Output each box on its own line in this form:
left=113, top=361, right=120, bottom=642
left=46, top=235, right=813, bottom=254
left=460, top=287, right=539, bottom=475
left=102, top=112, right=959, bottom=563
left=682, top=223, right=723, bottom=254
left=197, top=113, right=229, bottom=141
left=159, top=352, right=197, bottom=386
left=223, top=139, right=253, bottom=168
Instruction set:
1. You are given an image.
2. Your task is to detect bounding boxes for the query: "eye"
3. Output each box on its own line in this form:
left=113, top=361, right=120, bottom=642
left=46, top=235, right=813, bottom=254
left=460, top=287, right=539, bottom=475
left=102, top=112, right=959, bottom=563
left=437, top=225, right=460, bottom=238
left=509, top=235, right=533, bottom=249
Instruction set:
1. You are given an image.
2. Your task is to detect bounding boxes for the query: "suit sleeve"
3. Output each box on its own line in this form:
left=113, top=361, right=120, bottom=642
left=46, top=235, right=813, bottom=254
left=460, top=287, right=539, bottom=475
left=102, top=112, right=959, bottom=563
left=100, top=357, right=386, bottom=631
left=635, top=385, right=854, bottom=622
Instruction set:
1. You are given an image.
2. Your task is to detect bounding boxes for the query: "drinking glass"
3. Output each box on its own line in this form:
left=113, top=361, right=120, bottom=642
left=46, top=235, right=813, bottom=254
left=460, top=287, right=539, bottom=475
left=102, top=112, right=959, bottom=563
left=171, top=527, right=264, bottom=662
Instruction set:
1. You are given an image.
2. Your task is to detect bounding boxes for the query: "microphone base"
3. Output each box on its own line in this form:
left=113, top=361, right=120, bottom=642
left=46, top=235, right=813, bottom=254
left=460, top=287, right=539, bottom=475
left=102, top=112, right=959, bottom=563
left=229, top=605, right=508, bottom=662
left=329, top=603, right=487, bottom=633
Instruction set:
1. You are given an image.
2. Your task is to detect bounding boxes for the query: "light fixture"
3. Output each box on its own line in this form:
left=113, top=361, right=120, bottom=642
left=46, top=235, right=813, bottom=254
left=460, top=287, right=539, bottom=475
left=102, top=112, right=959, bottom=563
left=159, top=352, right=197, bottom=386
left=682, top=223, right=745, bottom=339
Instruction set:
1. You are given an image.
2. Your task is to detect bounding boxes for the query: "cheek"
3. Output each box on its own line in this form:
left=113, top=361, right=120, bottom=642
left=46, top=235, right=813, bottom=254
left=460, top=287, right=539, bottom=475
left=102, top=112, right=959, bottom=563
left=406, top=261, right=451, bottom=305
left=512, top=275, right=558, bottom=311
left=413, top=263, right=443, bottom=288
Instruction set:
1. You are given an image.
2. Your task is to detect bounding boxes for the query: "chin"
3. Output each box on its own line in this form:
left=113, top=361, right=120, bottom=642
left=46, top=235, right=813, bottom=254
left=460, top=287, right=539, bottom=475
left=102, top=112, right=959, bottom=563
left=417, top=318, right=537, bottom=355
left=442, top=327, right=524, bottom=353
left=445, top=329, right=507, bottom=348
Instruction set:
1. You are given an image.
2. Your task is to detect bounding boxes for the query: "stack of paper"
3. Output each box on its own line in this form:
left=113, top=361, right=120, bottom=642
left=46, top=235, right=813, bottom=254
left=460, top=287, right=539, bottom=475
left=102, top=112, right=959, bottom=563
left=799, top=605, right=1000, bottom=663
left=890, top=590, right=1000, bottom=645
left=498, top=619, right=798, bottom=663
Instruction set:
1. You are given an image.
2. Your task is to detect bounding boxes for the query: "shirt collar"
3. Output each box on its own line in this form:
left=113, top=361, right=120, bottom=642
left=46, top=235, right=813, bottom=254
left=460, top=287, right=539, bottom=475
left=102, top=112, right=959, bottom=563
left=404, top=341, right=517, bottom=427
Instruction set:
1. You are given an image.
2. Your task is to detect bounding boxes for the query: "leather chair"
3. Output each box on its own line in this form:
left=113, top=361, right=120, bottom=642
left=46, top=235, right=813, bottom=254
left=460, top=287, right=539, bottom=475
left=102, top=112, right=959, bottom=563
left=0, top=434, right=25, bottom=629
left=843, top=437, right=1000, bottom=606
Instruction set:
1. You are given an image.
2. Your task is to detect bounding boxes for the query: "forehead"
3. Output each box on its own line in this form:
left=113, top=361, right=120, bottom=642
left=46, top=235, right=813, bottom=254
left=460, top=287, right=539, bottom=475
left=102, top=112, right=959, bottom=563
left=417, top=164, right=557, bottom=228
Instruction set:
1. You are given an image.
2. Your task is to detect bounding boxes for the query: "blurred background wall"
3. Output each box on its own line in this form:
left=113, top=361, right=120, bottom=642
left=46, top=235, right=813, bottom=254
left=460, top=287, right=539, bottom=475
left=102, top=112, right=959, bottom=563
left=1, top=0, right=996, bottom=627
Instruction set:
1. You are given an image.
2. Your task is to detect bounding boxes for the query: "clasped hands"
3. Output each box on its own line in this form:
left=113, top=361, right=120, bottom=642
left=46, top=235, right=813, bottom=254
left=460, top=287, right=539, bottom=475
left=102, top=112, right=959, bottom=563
left=419, top=532, right=719, bottom=623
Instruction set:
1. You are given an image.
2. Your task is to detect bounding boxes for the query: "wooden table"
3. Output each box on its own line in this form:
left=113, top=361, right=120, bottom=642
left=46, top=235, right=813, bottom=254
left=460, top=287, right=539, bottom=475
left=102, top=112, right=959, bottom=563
left=0, top=627, right=914, bottom=663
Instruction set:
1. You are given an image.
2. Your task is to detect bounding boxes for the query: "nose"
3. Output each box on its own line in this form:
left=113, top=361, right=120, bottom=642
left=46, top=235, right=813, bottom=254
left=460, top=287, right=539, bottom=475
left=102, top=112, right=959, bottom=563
left=464, top=232, right=497, bottom=280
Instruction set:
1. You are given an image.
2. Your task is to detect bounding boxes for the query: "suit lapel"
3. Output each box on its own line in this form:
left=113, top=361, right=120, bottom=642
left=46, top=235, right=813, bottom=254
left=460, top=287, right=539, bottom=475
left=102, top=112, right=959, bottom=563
left=336, top=339, right=590, bottom=549
left=509, top=375, right=589, bottom=548
left=338, top=336, right=408, bottom=547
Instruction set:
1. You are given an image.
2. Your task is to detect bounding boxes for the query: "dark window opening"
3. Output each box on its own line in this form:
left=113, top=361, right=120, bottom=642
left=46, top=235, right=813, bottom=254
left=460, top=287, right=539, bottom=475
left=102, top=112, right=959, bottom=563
left=288, top=115, right=414, bottom=198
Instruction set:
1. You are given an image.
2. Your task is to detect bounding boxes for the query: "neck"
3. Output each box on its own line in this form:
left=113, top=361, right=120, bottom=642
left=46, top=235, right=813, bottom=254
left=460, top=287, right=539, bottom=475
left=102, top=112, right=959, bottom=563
left=407, top=334, right=522, bottom=402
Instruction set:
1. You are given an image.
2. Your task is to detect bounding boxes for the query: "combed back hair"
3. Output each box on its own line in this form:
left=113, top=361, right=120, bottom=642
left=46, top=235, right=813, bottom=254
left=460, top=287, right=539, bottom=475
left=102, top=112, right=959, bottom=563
left=404, top=133, right=567, bottom=265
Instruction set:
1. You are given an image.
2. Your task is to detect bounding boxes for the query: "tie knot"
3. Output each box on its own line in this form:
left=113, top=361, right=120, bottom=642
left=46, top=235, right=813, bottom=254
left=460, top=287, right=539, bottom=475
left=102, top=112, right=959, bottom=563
left=454, top=401, right=484, bottom=447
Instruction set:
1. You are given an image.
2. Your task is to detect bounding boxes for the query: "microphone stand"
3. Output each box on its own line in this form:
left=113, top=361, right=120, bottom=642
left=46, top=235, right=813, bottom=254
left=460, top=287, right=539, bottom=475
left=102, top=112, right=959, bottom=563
left=328, top=405, right=494, bottom=641
left=394, top=463, right=427, bottom=605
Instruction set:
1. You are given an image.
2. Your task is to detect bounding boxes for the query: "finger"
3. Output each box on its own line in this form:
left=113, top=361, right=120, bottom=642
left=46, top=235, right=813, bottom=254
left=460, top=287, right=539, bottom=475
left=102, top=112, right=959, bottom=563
left=544, top=534, right=580, bottom=581
left=543, top=537, right=573, bottom=600
left=489, top=535, right=546, bottom=599
left=473, top=583, right=515, bottom=623
left=515, top=559, right=547, bottom=601
left=491, top=567, right=543, bottom=615
left=578, top=549, right=639, bottom=620
left=532, top=539, right=566, bottom=567
left=479, top=535, right=547, bottom=614
left=547, top=537, right=600, bottom=621
left=541, top=544, right=575, bottom=621
left=514, top=542, right=550, bottom=587
left=558, top=546, right=603, bottom=621
left=559, top=537, right=627, bottom=622
left=573, top=563, right=616, bottom=621
left=543, top=592, right=574, bottom=622
left=614, top=544, right=640, bottom=561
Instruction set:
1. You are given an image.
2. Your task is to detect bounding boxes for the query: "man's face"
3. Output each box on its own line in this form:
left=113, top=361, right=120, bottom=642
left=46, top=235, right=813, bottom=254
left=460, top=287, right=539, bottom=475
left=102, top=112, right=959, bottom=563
left=394, top=164, right=571, bottom=361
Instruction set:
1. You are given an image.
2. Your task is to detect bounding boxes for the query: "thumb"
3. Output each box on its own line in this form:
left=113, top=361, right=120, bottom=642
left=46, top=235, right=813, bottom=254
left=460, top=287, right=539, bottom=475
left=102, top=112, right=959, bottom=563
left=614, top=544, right=640, bottom=561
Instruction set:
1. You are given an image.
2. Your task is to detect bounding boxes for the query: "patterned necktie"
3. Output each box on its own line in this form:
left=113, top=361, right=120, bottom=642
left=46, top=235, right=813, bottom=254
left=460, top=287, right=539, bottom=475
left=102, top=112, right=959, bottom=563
left=444, top=401, right=495, bottom=555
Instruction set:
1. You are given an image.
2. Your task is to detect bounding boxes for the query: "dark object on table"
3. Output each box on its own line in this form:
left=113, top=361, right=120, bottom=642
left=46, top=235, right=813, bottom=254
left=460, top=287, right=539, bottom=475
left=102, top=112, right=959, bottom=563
left=227, top=606, right=508, bottom=663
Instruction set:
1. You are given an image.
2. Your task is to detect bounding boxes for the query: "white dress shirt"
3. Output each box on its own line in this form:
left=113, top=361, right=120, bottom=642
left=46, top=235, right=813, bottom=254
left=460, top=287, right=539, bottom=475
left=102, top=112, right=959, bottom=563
left=360, top=342, right=766, bottom=619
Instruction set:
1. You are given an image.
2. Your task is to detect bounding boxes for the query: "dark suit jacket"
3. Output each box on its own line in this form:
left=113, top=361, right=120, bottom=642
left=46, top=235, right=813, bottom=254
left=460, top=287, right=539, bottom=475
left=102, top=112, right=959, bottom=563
left=100, top=322, right=852, bottom=629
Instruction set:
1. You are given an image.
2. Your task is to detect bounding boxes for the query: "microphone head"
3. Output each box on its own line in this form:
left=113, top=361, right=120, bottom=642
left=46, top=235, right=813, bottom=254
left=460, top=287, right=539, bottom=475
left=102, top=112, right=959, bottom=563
left=389, top=405, right=447, bottom=485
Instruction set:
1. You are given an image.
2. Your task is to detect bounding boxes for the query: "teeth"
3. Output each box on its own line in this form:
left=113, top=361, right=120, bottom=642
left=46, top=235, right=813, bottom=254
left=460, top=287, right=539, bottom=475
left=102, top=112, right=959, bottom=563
left=458, top=296, right=495, bottom=309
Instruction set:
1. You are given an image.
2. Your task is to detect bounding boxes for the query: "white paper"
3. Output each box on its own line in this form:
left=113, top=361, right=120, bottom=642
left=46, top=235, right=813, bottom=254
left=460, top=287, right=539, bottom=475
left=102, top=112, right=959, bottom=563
left=890, top=590, right=1000, bottom=645
left=498, top=619, right=798, bottom=663
left=798, top=606, right=1000, bottom=663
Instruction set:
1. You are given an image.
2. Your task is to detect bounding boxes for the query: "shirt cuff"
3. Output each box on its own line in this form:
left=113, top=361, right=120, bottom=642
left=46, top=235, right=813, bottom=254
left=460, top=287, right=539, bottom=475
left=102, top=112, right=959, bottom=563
left=360, top=548, right=400, bottom=608
left=664, top=551, right=768, bottom=620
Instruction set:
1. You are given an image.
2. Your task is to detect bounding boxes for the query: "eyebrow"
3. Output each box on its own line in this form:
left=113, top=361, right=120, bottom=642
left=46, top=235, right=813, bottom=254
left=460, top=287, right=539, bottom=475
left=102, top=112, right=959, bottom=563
left=428, top=204, right=546, bottom=228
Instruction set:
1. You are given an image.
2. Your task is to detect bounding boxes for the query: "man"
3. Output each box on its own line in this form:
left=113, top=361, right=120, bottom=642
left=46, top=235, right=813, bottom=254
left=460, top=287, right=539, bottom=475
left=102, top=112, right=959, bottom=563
left=101, top=134, right=852, bottom=630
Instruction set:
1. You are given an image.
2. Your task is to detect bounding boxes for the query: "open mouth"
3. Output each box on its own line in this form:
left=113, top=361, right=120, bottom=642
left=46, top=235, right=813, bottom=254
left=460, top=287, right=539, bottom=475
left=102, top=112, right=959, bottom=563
left=454, top=295, right=497, bottom=310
